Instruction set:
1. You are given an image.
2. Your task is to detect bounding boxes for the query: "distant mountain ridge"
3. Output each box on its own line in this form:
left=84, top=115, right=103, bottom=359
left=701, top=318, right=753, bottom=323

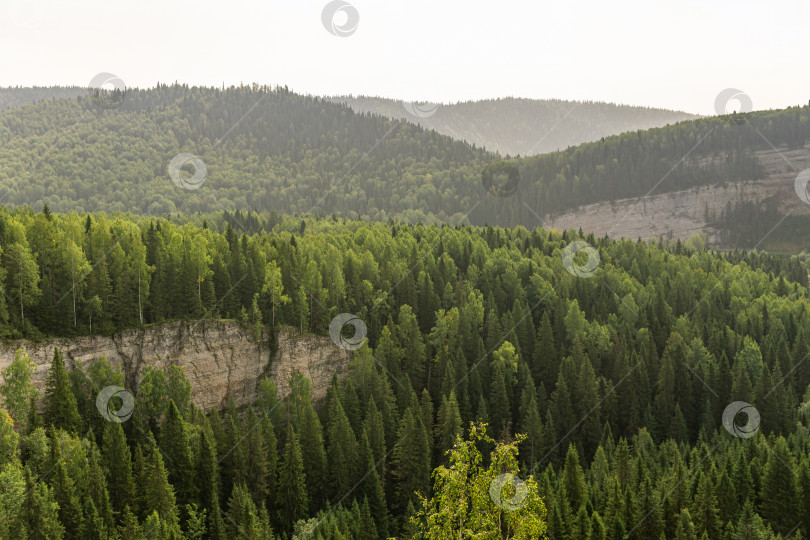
left=0, top=86, right=87, bottom=110
left=1, top=85, right=809, bottom=250
left=328, top=95, right=699, bottom=156
left=0, top=86, right=699, bottom=159
left=0, top=84, right=493, bottom=223
left=481, top=105, right=810, bottom=250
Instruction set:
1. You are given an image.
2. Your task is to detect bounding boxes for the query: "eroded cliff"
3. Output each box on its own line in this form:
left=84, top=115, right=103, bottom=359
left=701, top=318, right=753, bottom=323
left=0, top=320, right=351, bottom=410
left=543, top=143, right=810, bottom=247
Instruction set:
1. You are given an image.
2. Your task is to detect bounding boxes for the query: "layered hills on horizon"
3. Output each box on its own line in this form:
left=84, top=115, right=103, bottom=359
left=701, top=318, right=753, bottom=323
left=0, top=84, right=808, bottom=251
left=328, top=95, right=699, bottom=156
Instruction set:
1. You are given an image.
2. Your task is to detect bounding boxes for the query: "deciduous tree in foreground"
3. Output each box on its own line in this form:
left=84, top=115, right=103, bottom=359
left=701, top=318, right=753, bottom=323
left=414, top=422, right=547, bottom=539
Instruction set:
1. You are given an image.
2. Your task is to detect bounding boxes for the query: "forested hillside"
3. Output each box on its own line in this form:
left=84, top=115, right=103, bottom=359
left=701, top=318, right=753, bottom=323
left=0, top=86, right=807, bottom=239
left=0, top=84, right=805, bottom=252
left=331, top=95, right=699, bottom=156
left=487, top=105, right=810, bottom=228
left=0, top=84, right=492, bottom=224
left=0, top=88, right=697, bottom=157
left=1, top=207, right=810, bottom=537
left=0, top=86, right=87, bottom=111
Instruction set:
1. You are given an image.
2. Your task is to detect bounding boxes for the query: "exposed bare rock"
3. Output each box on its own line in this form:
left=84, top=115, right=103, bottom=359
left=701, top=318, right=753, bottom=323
left=543, top=143, right=810, bottom=247
left=544, top=181, right=772, bottom=245
left=0, top=320, right=350, bottom=411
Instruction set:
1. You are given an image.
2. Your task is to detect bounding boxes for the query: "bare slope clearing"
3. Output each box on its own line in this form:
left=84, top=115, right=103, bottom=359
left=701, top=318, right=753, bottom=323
left=543, top=143, right=810, bottom=247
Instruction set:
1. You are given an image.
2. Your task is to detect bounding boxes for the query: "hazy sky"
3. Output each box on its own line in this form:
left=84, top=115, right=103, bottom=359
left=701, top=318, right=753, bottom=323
left=2, top=0, right=808, bottom=115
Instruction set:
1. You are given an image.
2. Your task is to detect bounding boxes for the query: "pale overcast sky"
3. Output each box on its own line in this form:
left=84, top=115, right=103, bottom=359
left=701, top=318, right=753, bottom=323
left=1, top=0, right=807, bottom=115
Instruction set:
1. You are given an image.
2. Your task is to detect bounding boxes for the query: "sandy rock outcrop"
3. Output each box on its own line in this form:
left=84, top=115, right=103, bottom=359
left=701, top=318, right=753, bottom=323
left=544, top=143, right=810, bottom=247
left=0, top=320, right=351, bottom=410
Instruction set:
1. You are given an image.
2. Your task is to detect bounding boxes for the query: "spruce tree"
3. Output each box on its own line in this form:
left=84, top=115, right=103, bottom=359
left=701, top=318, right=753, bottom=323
left=159, top=399, right=196, bottom=508
left=674, top=508, right=696, bottom=540
left=86, top=442, right=115, bottom=532
left=139, top=435, right=180, bottom=530
left=326, top=399, right=358, bottom=500
left=362, top=398, right=387, bottom=483
left=435, top=391, right=462, bottom=461
left=52, top=459, right=84, bottom=537
left=489, top=363, right=511, bottom=432
left=298, top=401, right=327, bottom=511
left=390, top=407, right=431, bottom=515
left=634, top=477, right=664, bottom=539
left=547, top=500, right=567, bottom=539
left=758, top=437, right=800, bottom=534
left=183, top=503, right=208, bottom=539
left=118, top=505, right=140, bottom=539
left=243, top=407, right=269, bottom=506
left=22, top=468, right=65, bottom=539
left=276, top=424, right=308, bottom=529
left=341, top=381, right=362, bottom=438
left=715, top=467, right=738, bottom=524
left=44, top=347, right=81, bottom=433
left=358, top=497, right=379, bottom=539
left=198, top=429, right=226, bottom=540
left=590, top=511, right=607, bottom=540
left=221, top=402, right=247, bottom=500
left=81, top=498, right=110, bottom=540
left=799, top=458, right=810, bottom=537
left=561, top=443, right=588, bottom=512
left=520, top=394, right=544, bottom=469
left=101, top=420, right=135, bottom=515
left=261, top=415, right=278, bottom=507
left=571, top=504, right=591, bottom=539
left=733, top=449, right=754, bottom=506
left=734, top=499, right=770, bottom=539
left=691, top=471, right=720, bottom=538
left=227, top=482, right=270, bottom=539
left=419, top=388, right=434, bottom=452
left=360, top=427, right=388, bottom=537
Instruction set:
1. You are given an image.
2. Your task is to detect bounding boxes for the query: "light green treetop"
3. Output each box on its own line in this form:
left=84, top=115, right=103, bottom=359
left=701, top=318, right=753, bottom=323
left=415, top=422, right=547, bottom=539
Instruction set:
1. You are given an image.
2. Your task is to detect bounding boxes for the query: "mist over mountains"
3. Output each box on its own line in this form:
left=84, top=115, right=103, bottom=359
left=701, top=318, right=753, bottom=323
left=0, top=85, right=807, bottom=251
left=330, top=95, right=699, bottom=156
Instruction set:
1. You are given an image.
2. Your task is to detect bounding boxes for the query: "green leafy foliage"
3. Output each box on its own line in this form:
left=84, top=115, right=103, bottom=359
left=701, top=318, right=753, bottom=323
left=414, top=422, right=547, bottom=538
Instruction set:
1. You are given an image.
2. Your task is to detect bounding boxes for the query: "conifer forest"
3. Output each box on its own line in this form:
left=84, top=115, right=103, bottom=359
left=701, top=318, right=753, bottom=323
left=1, top=1, right=810, bottom=538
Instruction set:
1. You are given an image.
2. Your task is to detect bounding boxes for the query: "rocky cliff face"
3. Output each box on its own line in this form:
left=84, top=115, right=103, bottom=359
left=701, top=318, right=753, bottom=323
left=544, top=143, right=810, bottom=247
left=0, top=320, right=351, bottom=411
left=544, top=181, right=773, bottom=244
